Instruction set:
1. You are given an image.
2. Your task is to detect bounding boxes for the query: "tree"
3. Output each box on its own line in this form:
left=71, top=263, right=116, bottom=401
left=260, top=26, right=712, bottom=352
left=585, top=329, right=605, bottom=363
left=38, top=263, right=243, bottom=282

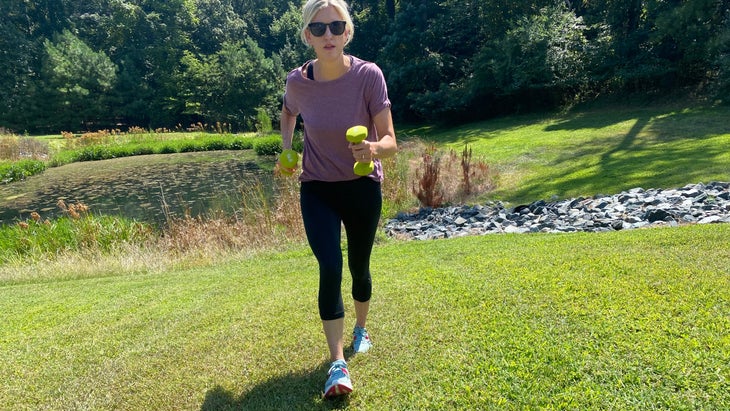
left=3, top=0, right=728, bottom=133
left=0, top=0, right=71, bottom=132
left=380, top=0, right=560, bottom=121
left=180, top=38, right=284, bottom=130
left=43, top=30, right=117, bottom=130
left=68, top=0, right=196, bottom=128
left=189, top=0, right=248, bottom=55
left=379, top=0, right=444, bottom=121
left=468, top=4, right=592, bottom=114
left=0, top=11, right=36, bottom=131
left=270, top=1, right=311, bottom=72
left=348, top=0, right=397, bottom=63
left=713, top=7, right=730, bottom=102
left=652, top=0, right=730, bottom=85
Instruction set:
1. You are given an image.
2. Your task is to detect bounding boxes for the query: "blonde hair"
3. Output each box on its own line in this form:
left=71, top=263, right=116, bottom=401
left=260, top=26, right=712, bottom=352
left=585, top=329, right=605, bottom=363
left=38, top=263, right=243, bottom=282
left=300, top=0, right=354, bottom=47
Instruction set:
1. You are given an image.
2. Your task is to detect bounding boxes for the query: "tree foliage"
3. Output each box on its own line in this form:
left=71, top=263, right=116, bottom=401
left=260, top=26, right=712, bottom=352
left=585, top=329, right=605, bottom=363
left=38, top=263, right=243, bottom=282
left=180, top=38, right=284, bottom=128
left=43, top=30, right=117, bottom=130
left=1, top=0, right=728, bottom=133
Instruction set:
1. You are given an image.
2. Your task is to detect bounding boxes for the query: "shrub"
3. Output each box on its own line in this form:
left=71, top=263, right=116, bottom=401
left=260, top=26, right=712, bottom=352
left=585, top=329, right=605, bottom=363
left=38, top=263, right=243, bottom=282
left=381, top=141, right=420, bottom=217
left=0, top=160, right=47, bottom=184
left=255, top=107, right=273, bottom=134
left=413, top=144, right=445, bottom=208
left=202, top=139, right=228, bottom=151
left=0, top=135, right=49, bottom=161
left=253, top=136, right=281, bottom=156
left=131, top=146, right=155, bottom=156
left=74, top=146, right=114, bottom=161
left=157, top=145, right=177, bottom=154
left=179, top=142, right=200, bottom=153
left=1, top=201, right=151, bottom=263
left=227, top=137, right=254, bottom=150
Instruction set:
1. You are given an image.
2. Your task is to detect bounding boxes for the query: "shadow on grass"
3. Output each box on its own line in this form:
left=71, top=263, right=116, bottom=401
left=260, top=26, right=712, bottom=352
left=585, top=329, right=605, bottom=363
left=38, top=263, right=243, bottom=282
left=508, top=105, right=730, bottom=203
left=200, top=362, right=350, bottom=411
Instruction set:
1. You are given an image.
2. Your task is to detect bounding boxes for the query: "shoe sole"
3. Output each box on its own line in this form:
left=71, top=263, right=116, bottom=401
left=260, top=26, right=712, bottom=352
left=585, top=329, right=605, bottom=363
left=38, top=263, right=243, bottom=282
left=353, top=345, right=371, bottom=353
left=353, top=339, right=372, bottom=353
left=324, top=383, right=353, bottom=398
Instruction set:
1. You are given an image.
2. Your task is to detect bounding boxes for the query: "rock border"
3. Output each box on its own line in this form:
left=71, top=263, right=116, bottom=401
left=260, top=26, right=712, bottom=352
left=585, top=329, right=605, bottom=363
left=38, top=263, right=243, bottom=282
left=384, top=182, right=730, bottom=240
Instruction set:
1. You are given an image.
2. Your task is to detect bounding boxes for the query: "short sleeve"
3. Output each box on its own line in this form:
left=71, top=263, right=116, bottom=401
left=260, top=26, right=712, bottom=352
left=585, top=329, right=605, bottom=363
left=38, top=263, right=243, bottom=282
left=282, top=92, right=297, bottom=116
left=364, top=63, right=391, bottom=118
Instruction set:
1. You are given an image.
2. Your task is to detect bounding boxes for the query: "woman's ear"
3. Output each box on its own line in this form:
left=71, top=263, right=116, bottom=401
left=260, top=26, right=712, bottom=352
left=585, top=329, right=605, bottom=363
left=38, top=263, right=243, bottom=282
left=304, top=29, right=312, bottom=45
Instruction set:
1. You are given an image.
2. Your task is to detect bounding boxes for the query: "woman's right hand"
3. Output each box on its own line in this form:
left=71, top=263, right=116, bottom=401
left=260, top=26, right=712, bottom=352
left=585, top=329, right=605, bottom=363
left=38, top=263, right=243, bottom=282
left=276, top=161, right=298, bottom=176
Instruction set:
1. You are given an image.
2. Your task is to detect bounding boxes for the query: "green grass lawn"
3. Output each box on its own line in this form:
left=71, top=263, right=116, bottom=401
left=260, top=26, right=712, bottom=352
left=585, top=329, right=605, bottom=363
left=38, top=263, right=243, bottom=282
left=2, top=101, right=729, bottom=409
left=1, top=224, right=728, bottom=410
left=406, top=103, right=730, bottom=205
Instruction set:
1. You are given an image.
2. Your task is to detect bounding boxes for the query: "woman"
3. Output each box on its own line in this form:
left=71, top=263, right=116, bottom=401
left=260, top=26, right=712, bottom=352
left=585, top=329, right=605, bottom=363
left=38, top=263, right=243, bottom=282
left=279, top=0, right=397, bottom=398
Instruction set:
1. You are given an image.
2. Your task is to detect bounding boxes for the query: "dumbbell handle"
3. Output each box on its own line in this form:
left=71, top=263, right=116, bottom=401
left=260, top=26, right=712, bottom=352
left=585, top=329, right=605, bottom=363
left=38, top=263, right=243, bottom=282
left=346, top=125, right=374, bottom=176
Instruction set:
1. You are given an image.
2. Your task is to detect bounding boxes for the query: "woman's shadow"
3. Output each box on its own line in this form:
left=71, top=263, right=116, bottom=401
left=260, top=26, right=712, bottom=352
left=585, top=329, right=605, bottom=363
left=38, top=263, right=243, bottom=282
left=200, top=356, right=354, bottom=411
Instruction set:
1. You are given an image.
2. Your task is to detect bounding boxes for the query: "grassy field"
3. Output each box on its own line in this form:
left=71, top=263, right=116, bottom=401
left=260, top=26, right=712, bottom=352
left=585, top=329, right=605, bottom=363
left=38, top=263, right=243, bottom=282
left=1, top=101, right=729, bottom=409
left=407, top=102, right=730, bottom=205
left=1, top=225, right=728, bottom=410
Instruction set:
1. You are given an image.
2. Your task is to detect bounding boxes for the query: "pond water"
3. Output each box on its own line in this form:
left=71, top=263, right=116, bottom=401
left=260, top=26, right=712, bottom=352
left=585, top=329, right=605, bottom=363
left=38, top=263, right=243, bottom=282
left=0, top=151, right=275, bottom=226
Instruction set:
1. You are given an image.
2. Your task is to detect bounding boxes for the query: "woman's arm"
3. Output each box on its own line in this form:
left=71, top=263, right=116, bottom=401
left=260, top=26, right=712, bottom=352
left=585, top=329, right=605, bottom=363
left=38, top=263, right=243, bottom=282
left=280, top=103, right=297, bottom=150
left=372, top=106, right=397, bottom=158
left=350, top=107, right=397, bottom=161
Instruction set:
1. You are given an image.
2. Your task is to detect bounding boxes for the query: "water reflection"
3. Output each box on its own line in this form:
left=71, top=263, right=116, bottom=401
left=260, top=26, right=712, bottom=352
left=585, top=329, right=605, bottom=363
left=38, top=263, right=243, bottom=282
left=0, top=152, right=273, bottom=226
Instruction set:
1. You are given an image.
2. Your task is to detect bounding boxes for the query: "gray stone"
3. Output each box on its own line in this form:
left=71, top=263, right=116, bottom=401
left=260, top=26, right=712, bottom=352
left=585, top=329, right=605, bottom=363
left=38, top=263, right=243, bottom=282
left=384, top=182, right=730, bottom=240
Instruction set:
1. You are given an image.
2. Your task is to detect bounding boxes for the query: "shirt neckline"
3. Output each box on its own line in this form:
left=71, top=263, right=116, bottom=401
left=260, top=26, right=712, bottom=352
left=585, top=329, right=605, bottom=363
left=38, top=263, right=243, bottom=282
left=301, top=55, right=354, bottom=83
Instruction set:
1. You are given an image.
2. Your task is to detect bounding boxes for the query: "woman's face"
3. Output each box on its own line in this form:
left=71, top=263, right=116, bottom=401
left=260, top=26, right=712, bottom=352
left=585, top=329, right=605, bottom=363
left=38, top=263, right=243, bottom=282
left=306, top=5, right=349, bottom=61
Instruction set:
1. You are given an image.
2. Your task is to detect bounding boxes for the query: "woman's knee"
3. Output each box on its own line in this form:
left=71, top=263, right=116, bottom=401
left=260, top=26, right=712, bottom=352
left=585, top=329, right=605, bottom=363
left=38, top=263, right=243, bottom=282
left=351, top=272, right=372, bottom=302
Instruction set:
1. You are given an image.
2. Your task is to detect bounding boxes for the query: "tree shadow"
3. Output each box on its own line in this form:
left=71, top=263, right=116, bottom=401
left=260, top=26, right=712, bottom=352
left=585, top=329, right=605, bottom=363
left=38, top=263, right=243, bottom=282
left=402, top=102, right=728, bottom=205
left=200, top=361, right=351, bottom=411
left=402, top=112, right=549, bottom=145
left=508, top=106, right=730, bottom=203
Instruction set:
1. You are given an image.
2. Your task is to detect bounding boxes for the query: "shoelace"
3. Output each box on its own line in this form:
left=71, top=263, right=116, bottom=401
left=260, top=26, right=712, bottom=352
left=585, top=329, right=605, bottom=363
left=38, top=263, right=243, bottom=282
left=329, top=361, right=348, bottom=376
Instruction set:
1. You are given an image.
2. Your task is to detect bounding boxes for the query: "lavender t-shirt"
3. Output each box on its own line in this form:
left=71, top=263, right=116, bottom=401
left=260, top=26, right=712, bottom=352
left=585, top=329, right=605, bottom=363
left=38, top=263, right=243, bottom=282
left=283, top=55, right=391, bottom=182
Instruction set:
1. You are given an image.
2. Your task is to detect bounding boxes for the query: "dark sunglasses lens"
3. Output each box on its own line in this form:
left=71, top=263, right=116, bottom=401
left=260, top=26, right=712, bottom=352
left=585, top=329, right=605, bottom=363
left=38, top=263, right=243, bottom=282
left=330, top=21, right=346, bottom=35
left=308, top=21, right=346, bottom=37
left=308, top=23, right=326, bottom=36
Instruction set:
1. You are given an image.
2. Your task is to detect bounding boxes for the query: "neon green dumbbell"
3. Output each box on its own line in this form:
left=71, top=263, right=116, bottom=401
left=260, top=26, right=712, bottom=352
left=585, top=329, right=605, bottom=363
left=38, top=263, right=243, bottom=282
left=278, top=149, right=299, bottom=176
left=345, top=125, right=374, bottom=176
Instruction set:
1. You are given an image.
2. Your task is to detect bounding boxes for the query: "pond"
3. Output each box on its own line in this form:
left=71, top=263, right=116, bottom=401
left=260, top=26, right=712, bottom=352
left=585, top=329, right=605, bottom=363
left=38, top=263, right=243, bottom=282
left=0, top=151, right=275, bottom=226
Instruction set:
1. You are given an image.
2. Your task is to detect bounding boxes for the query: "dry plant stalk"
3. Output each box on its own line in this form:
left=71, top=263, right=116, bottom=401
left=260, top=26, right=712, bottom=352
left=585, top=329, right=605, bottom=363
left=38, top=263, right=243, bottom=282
left=412, top=145, right=445, bottom=208
left=160, top=176, right=305, bottom=254
left=410, top=142, right=497, bottom=208
left=0, top=135, right=49, bottom=160
left=460, top=145, right=473, bottom=196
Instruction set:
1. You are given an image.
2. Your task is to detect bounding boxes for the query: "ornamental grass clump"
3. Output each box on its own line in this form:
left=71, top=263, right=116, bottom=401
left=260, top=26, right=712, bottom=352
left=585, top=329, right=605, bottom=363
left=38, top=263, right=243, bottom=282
left=407, top=141, right=498, bottom=208
left=158, top=176, right=305, bottom=255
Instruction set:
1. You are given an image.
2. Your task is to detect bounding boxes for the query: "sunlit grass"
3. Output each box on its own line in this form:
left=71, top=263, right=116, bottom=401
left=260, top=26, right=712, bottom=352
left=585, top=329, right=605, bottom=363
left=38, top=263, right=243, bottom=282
left=0, top=102, right=729, bottom=408
left=406, top=103, right=730, bottom=205
left=1, top=224, right=728, bottom=410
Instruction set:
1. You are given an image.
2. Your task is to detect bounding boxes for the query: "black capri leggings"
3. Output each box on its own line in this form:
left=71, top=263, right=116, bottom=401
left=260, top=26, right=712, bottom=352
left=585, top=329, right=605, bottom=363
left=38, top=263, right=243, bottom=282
left=300, top=178, right=382, bottom=321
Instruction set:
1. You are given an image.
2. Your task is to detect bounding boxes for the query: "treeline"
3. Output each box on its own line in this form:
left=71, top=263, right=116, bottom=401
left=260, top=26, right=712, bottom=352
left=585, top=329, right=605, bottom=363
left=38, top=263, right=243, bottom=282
left=2, top=0, right=728, bottom=133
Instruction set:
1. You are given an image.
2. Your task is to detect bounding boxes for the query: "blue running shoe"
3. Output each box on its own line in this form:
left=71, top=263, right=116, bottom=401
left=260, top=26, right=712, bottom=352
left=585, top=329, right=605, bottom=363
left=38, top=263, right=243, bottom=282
left=352, top=326, right=372, bottom=353
left=324, top=360, right=352, bottom=398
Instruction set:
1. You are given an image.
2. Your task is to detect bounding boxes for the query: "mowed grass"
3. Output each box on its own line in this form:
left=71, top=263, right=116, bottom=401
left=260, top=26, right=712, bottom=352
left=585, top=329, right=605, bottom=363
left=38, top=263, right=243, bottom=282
left=2, top=101, right=729, bottom=410
left=408, top=103, right=730, bottom=205
left=1, top=224, right=728, bottom=410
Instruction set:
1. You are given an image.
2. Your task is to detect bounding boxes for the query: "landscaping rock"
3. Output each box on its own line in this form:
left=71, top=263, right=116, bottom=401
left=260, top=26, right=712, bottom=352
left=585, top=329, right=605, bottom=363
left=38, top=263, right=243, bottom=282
left=384, top=182, right=730, bottom=240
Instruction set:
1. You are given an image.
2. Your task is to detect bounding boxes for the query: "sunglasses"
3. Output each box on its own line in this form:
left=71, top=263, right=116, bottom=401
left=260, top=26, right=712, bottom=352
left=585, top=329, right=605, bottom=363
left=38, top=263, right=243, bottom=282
left=308, top=21, right=347, bottom=37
